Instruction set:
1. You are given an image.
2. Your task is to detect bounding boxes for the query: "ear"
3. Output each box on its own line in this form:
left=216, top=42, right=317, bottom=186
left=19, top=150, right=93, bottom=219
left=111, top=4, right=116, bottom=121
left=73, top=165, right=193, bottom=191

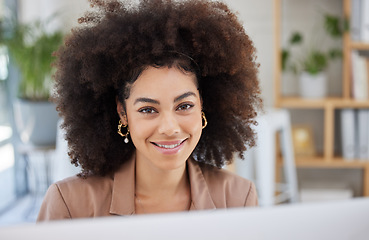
left=116, top=97, right=128, bottom=125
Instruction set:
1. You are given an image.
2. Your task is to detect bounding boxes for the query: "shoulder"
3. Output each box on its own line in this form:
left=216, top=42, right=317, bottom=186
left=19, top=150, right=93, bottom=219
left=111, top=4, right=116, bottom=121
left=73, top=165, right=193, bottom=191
left=196, top=161, right=258, bottom=207
left=55, top=174, right=114, bottom=207
left=37, top=174, right=113, bottom=221
left=55, top=174, right=114, bottom=195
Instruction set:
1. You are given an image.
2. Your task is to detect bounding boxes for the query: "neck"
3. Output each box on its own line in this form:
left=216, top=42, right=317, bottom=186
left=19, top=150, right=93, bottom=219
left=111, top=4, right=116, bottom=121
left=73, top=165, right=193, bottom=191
left=133, top=152, right=192, bottom=214
left=135, top=155, right=189, bottom=197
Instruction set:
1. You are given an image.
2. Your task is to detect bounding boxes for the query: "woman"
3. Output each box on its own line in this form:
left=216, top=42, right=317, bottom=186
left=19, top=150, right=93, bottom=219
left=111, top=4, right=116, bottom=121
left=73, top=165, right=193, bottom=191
left=37, top=0, right=262, bottom=220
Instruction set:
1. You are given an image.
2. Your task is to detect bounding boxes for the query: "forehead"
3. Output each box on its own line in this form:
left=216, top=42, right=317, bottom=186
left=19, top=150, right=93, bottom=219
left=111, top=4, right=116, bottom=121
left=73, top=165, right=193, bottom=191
left=128, top=66, right=199, bottom=99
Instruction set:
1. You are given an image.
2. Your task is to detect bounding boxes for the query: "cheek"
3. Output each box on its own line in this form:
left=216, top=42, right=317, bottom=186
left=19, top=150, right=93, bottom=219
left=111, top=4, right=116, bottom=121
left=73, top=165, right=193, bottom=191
left=128, top=118, right=155, bottom=144
left=182, top=113, right=203, bottom=137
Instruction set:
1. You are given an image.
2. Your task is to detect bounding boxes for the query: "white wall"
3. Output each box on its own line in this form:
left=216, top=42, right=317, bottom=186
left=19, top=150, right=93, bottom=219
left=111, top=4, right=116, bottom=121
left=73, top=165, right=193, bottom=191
left=224, top=0, right=274, bottom=108
left=18, top=0, right=89, bottom=31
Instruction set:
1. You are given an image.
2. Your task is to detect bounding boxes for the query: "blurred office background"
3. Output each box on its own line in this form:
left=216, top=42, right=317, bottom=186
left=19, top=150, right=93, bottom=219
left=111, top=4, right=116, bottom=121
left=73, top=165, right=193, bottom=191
left=0, top=0, right=367, bottom=226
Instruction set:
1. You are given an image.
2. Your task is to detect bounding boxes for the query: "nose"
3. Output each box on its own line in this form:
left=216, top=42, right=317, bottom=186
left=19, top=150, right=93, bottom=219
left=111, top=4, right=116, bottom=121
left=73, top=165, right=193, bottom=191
left=158, top=112, right=180, bottom=136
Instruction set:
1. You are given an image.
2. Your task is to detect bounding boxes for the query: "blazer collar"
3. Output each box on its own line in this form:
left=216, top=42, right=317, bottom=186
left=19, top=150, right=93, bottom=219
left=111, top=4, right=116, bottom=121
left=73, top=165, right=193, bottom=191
left=109, top=155, right=136, bottom=216
left=187, top=158, right=216, bottom=211
left=109, top=156, right=216, bottom=216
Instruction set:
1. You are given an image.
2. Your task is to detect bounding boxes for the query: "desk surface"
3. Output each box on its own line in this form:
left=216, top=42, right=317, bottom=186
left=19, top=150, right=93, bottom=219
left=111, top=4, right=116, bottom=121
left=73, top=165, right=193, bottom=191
left=1, top=198, right=369, bottom=240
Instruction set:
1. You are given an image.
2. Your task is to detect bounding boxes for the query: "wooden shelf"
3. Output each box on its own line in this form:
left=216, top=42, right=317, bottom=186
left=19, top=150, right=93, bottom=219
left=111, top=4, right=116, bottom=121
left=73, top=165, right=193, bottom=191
left=350, top=42, right=369, bottom=50
left=277, top=97, right=369, bottom=109
left=295, top=157, right=369, bottom=168
left=277, top=97, right=332, bottom=108
left=331, top=99, right=369, bottom=108
left=278, top=155, right=369, bottom=168
left=274, top=0, right=369, bottom=197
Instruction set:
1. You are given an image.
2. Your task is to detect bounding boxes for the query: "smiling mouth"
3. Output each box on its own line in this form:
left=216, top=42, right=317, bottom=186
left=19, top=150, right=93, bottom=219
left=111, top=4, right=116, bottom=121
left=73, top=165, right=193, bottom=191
left=151, top=139, right=187, bottom=149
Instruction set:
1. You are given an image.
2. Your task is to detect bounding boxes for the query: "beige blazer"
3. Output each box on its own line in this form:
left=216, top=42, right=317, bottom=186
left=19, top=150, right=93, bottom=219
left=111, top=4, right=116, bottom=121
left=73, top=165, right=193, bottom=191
left=37, top=157, right=258, bottom=221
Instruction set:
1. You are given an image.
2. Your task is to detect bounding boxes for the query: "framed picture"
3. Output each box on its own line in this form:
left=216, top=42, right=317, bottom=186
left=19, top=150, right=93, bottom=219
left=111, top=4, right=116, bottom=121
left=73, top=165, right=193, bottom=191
left=292, top=125, right=316, bottom=157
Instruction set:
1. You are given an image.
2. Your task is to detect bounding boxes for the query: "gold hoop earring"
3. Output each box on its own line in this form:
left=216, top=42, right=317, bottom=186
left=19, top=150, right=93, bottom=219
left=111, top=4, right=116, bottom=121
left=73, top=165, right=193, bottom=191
left=117, top=120, right=130, bottom=143
left=202, top=111, right=208, bottom=129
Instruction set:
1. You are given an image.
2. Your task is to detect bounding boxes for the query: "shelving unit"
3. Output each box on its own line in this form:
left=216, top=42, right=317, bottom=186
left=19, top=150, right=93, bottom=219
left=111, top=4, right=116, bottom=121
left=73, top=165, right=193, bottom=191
left=274, top=0, right=369, bottom=196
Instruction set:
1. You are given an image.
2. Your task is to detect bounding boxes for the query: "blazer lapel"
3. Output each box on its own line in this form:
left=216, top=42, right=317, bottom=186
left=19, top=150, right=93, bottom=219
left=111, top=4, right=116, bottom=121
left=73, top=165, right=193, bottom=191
left=109, top=155, right=136, bottom=215
left=187, top=159, right=216, bottom=211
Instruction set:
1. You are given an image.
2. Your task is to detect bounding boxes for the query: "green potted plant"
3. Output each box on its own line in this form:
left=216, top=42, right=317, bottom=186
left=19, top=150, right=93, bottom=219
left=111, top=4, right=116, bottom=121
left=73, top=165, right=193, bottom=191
left=282, top=14, right=344, bottom=99
left=0, top=16, right=64, bottom=145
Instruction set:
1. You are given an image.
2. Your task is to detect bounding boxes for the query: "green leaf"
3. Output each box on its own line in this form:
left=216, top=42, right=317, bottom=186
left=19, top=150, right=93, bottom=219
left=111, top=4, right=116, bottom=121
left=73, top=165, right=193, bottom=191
left=328, top=48, right=342, bottom=59
left=1, top=16, right=64, bottom=100
left=304, top=51, right=327, bottom=74
left=324, top=15, right=342, bottom=38
left=289, top=32, right=303, bottom=45
left=282, top=49, right=289, bottom=71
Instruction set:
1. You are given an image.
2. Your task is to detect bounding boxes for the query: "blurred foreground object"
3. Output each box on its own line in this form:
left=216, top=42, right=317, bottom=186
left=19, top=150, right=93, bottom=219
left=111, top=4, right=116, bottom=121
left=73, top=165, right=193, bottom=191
left=1, top=197, right=369, bottom=240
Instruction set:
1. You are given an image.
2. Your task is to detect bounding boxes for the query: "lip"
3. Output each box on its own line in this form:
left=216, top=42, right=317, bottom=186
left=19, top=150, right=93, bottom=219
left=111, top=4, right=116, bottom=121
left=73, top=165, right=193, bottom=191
left=151, top=139, right=187, bottom=155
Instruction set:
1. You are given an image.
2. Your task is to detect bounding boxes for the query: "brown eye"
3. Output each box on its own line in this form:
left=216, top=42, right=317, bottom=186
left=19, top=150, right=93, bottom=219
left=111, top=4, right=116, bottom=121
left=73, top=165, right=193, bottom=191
left=177, top=103, right=194, bottom=111
left=138, top=107, right=157, bottom=114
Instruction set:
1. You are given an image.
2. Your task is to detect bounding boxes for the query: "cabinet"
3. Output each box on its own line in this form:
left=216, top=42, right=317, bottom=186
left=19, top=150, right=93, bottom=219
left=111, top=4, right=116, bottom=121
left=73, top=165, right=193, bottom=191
left=274, top=0, right=369, bottom=196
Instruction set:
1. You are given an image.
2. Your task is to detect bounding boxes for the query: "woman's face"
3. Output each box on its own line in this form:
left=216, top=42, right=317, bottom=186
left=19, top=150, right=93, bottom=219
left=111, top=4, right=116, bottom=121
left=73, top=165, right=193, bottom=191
left=118, top=66, right=203, bottom=171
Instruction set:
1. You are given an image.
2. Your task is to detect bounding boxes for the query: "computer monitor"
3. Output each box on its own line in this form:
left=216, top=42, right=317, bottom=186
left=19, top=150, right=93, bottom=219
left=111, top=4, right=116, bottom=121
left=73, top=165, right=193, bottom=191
left=1, top=197, right=369, bottom=240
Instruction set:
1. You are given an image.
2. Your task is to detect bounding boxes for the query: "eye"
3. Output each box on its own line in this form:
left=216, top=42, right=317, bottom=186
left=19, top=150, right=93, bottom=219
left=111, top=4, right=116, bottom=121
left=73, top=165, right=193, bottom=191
left=138, top=107, right=157, bottom=114
left=177, top=103, right=194, bottom=111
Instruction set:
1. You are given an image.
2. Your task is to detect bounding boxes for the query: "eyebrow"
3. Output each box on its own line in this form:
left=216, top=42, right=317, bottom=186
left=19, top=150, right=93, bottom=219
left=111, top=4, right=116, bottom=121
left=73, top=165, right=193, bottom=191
left=174, top=91, right=197, bottom=103
left=134, top=98, right=160, bottom=105
left=134, top=91, right=197, bottom=105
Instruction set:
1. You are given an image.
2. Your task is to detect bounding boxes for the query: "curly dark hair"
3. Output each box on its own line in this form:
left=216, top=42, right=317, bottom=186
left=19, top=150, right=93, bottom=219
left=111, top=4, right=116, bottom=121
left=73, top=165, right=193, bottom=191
left=53, top=0, right=262, bottom=177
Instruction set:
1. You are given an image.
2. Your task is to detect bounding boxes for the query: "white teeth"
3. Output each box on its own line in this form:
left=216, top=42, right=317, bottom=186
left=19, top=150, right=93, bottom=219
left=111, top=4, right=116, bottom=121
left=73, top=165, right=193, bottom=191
left=156, top=142, right=181, bottom=149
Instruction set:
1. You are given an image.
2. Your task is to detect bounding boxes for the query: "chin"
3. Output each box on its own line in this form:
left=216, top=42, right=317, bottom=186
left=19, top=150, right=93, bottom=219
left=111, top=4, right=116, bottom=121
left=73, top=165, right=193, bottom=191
left=153, top=154, right=191, bottom=171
